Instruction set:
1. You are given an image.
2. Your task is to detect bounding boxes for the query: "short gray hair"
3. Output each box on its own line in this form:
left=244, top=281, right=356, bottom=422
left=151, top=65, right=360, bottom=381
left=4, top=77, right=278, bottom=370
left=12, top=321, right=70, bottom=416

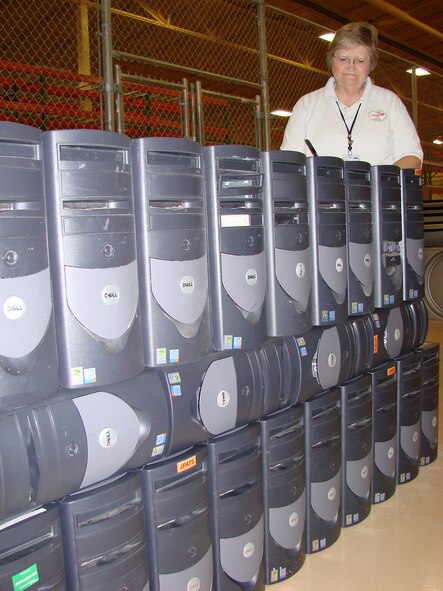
left=327, top=22, right=378, bottom=72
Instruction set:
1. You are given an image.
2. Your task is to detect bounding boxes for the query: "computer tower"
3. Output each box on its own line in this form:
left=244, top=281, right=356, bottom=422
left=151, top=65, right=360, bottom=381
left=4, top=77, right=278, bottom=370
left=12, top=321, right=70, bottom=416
left=368, top=305, right=412, bottom=367
left=420, top=341, right=439, bottom=466
left=60, top=472, right=149, bottom=591
left=371, top=165, right=403, bottom=308
left=406, top=299, right=428, bottom=350
left=43, top=129, right=143, bottom=388
left=304, top=388, right=341, bottom=553
left=396, top=350, right=422, bottom=484
left=255, top=337, right=294, bottom=415
left=131, top=137, right=211, bottom=367
left=400, top=168, right=425, bottom=301
left=0, top=370, right=171, bottom=522
left=204, top=145, right=267, bottom=351
left=346, top=314, right=374, bottom=374
left=306, top=156, right=347, bottom=326
left=370, top=361, right=398, bottom=504
left=0, top=505, right=65, bottom=591
left=340, top=374, right=372, bottom=527
left=0, top=122, right=58, bottom=411
left=344, top=160, right=374, bottom=316
left=282, top=324, right=354, bottom=405
left=142, top=446, right=213, bottom=591
left=206, top=423, right=265, bottom=591
left=155, top=348, right=263, bottom=455
left=424, top=243, right=443, bottom=319
left=260, top=405, right=305, bottom=585
left=261, top=150, right=312, bottom=336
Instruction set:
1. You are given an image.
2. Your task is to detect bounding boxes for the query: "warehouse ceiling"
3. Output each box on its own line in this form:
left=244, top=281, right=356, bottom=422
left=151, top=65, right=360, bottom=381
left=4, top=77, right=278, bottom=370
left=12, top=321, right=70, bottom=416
left=268, top=0, right=443, bottom=74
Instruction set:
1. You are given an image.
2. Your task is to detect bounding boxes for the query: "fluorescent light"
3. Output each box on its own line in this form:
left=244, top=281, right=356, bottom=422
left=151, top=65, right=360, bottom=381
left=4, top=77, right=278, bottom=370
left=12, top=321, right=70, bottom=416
left=319, top=32, right=335, bottom=42
left=433, top=138, right=443, bottom=145
left=407, top=67, right=431, bottom=76
left=271, top=109, right=292, bottom=117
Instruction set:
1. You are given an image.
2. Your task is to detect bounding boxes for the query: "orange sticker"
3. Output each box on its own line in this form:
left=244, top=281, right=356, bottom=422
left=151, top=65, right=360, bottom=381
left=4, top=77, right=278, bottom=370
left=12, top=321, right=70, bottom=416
left=387, top=366, right=396, bottom=376
left=177, top=454, right=197, bottom=474
left=373, top=334, right=379, bottom=354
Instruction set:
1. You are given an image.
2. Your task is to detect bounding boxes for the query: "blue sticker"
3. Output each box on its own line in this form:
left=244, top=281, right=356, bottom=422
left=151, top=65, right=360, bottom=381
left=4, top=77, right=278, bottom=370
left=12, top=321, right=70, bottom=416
left=170, top=384, right=181, bottom=397
left=156, top=433, right=167, bottom=445
left=233, top=337, right=242, bottom=349
left=84, top=367, right=96, bottom=385
left=169, top=349, right=180, bottom=363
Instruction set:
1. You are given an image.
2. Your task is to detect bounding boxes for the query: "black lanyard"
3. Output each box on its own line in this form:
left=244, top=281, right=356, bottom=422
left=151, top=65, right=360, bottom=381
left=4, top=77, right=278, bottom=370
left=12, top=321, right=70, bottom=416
left=336, top=101, right=362, bottom=156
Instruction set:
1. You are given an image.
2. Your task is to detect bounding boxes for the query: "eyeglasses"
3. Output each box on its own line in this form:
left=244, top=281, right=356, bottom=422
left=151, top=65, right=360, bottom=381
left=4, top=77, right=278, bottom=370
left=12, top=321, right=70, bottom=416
left=333, top=55, right=369, bottom=67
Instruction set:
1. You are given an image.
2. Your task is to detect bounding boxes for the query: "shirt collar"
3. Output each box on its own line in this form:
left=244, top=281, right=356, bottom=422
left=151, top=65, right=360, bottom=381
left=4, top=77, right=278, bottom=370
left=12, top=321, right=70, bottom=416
left=325, top=76, right=373, bottom=103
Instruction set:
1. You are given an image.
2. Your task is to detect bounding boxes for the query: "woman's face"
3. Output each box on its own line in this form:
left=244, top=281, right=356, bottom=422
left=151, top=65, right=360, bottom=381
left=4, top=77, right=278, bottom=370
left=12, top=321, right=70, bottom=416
left=331, top=44, right=372, bottom=93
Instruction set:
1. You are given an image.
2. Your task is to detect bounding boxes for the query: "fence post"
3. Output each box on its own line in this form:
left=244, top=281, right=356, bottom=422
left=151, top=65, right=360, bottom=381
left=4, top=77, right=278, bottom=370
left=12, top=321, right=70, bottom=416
left=114, top=64, right=125, bottom=134
left=101, top=0, right=115, bottom=131
left=255, top=0, right=270, bottom=150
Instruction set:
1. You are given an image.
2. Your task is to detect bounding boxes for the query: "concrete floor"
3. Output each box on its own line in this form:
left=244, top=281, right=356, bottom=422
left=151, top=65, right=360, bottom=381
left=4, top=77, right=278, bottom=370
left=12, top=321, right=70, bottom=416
left=269, top=319, right=443, bottom=591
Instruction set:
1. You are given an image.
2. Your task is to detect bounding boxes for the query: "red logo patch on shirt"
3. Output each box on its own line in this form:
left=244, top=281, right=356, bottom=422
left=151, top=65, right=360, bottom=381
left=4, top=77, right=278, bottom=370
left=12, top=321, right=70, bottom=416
left=368, top=110, right=387, bottom=121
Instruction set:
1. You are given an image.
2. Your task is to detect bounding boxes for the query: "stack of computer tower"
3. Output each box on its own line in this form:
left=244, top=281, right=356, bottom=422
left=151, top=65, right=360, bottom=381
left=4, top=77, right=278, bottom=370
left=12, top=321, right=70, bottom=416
left=303, top=387, right=342, bottom=553
left=131, top=137, right=212, bottom=368
left=0, top=122, right=58, bottom=411
left=206, top=423, right=265, bottom=591
left=419, top=341, right=440, bottom=466
left=141, top=446, right=213, bottom=591
left=203, top=145, right=267, bottom=352
left=260, top=405, right=305, bottom=584
left=43, top=129, right=144, bottom=388
left=0, top=120, right=439, bottom=591
left=59, top=472, right=149, bottom=591
left=0, top=505, right=66, bottom=591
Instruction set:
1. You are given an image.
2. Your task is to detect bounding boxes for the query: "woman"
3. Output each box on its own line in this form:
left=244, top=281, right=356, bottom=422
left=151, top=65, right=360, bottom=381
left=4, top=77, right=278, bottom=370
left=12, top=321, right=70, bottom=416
left=280, top=22, right=423, bottom=168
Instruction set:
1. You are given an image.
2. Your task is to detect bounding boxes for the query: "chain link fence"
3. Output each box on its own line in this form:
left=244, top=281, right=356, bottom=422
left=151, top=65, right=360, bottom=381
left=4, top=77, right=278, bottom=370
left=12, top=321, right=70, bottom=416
left=0, top=0, right=104, bottom=130
left=0, top=0, right=441, bottom=194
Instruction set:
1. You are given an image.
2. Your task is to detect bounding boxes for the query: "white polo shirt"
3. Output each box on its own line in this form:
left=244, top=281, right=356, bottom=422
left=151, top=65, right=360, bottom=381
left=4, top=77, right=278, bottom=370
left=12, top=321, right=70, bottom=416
left=280, top=77, right=423, bottom=166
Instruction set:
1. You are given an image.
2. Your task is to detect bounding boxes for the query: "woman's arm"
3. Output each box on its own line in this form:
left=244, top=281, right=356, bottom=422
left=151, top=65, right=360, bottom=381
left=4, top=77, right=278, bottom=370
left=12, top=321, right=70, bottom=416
left=394, top=155, right=421, bottom=169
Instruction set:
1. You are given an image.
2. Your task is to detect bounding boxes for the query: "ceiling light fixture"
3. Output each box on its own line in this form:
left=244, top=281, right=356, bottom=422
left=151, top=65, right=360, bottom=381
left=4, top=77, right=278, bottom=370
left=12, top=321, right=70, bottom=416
left=406, top=67, right=431, bottom=76
left=319, top=32, right=335, bottom=42
left=271, top=109, right=292, bottom=117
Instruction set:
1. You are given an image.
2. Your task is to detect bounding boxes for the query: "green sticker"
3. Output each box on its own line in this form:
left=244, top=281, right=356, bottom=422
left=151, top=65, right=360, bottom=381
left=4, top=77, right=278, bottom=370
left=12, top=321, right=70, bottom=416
left=12, top=564, right=39, bottom=591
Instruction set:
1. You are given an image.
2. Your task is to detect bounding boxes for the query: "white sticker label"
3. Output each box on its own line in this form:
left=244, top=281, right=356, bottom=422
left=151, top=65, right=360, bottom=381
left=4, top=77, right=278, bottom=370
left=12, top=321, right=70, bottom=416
left=99, top=427, right=117, bottom=448
left=3, top=295, right=26, bottom=320
left=180, top=275, right=195, bottom=295
left=289, top=512, right=299, bottom=527
left=217, top=390, right=230, bottom=408
left=102, top=284, right=120, bottom=305
left=394, top=328, right=401, bottom=341
left=245, top=268, right=257, bottom=286
left=328, top=487, right=336, bottom=501
left=361, top=465, right=369, bottom=479
left=388, top=446, right=394, bottom=459
left=335, top=258, right=344, bottom=273
left=432, top=416, right=438, bottom=428
left=243, top=542, right=255, bottom=558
